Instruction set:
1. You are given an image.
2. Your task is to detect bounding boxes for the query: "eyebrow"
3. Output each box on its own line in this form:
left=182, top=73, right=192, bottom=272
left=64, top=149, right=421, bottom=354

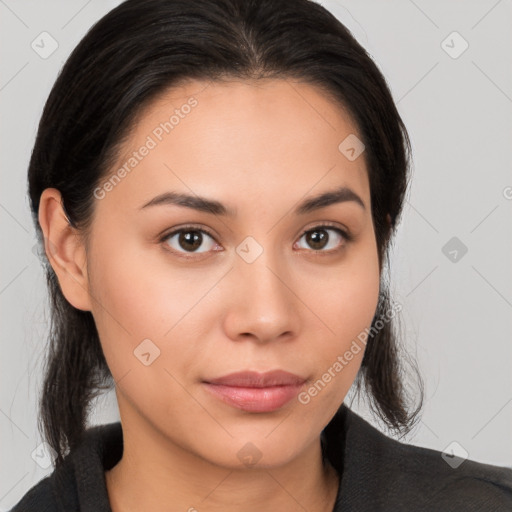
left=140, top=185, right=366, bottom=216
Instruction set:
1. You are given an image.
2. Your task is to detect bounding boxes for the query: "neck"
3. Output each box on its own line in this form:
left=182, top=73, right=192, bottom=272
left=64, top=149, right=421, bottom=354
left=105, top=421, right=340, bottom=512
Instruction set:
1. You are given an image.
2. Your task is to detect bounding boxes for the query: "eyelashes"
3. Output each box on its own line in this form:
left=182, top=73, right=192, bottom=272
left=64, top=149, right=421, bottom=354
left=162, top=226, right=219, bottom=255
left=160, top=223, right=353, bottom=260
left=294, top=225, right=351, bottom=252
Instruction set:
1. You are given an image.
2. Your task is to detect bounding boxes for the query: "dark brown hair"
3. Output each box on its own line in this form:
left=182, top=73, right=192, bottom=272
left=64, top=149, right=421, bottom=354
left=28, top=0, right=423, bottom=468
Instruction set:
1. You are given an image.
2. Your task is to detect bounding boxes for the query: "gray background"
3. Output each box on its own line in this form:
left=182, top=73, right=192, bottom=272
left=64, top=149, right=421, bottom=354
left=1, top=0, right=511, bottom=509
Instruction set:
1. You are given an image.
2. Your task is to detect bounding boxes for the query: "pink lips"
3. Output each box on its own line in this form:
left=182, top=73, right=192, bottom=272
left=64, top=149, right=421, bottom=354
left=203, top=370, right=306, bottom=413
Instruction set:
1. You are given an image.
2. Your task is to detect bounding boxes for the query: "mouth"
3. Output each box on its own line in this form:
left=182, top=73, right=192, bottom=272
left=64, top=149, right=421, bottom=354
left=202, top=370, right=307, bottom=413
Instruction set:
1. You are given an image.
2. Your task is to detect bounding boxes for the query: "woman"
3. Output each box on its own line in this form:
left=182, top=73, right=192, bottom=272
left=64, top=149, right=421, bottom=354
left=11, top=0, right=512, bottom=510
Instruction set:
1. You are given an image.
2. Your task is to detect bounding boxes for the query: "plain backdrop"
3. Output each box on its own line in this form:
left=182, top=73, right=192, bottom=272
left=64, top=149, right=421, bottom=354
left=1, top=0, right=511, bottom=509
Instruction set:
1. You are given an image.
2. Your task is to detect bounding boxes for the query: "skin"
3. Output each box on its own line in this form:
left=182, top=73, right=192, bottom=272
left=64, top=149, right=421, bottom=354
left=39, top=78, right=381, bottom=511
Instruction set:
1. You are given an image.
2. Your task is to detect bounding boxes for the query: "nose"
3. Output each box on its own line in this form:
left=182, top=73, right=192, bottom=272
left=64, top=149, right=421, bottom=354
left=222, top=246, right=302, bottom=344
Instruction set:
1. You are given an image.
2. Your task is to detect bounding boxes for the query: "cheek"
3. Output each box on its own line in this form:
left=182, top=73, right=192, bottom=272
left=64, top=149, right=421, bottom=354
left=88, top=233, right=192, bottom=336
left=86, top=241, right=201, bottom=421
left=298, top=239, right=381, bottom=403
left=86, top=237, right=168, bottom=367
left=86, top=237, right=219, bottom=385
left=304, top=286, right=376, bottom=400
left=302, top=239, right=381, bottom=347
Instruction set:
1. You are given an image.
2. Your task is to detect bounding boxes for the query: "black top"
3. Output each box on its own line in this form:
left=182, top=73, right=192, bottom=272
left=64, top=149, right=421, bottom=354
left=10, top=405, right=512, bottom=511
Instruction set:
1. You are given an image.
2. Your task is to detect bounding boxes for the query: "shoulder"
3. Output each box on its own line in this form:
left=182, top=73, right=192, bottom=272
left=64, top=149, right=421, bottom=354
left=329, top=406, right=512, bottom=511
left=381, top=434, right=512, bottom=509
left=8, top=468, right=78, bottom=512
left=9, top=422, right=122, bottom=512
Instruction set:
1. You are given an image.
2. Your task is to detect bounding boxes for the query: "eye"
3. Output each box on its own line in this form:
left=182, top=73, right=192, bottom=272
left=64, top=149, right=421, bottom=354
left=162, top=226, right=219, bottom=255
left=295, top=225, right=349, bottom=252
left=160, top=223, right=351, bottom=259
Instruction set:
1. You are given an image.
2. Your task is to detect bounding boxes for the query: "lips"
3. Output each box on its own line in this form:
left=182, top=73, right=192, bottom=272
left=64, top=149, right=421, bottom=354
left=203, top=370, right=307, bottom=413
left=205, top=370, right=306, bottom=387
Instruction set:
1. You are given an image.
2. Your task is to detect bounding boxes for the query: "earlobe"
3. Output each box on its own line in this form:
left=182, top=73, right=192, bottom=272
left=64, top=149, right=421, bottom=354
left=38, top=188, right=92, bottom=312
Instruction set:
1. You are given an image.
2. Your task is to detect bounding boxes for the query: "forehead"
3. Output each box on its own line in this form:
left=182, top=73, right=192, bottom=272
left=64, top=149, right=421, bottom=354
left=99, top=78, right=370, bottom=215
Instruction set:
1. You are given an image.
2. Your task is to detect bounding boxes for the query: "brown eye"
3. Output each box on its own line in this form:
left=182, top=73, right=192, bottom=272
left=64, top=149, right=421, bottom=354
left=305, top=229, right=328, bottom=250
left=177, top=230, right=203, bottom=251
left=296, top=226, right=348, bottom=252
left=163, top=228, right=217, bottom=254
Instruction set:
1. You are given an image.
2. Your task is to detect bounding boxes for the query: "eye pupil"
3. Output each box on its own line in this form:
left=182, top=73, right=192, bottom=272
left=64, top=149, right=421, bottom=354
left=179, top=230, right=202, bottom=251
left=307, top=229, right=328, bottom=250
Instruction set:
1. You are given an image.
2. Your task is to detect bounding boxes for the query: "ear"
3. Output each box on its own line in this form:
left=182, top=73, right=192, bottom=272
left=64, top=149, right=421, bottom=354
left=38, top=188, right=92, bottom=311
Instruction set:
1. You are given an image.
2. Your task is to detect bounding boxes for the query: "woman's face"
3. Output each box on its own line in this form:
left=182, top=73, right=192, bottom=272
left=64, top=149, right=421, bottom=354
left=80, top=78, right=380, bottom=468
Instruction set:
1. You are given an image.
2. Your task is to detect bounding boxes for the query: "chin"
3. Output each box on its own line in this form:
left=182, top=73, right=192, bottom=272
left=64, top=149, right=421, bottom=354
left=196, top=431, right=310, bottom=470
